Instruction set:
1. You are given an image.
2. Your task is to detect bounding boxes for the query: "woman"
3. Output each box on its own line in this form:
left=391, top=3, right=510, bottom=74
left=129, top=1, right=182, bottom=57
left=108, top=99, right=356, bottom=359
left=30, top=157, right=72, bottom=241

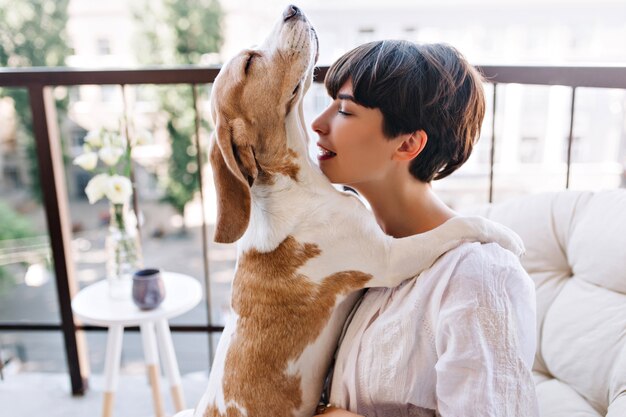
left=311, top=40, right=539, bottom=417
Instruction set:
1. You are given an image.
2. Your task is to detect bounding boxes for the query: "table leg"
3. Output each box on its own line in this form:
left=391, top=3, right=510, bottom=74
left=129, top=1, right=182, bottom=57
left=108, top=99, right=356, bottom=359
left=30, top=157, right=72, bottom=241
left=102, top=325, right=124, bottom=417
left=155, top=318, right=186, bottom=411
left=140, top=322, right=166, bottom=417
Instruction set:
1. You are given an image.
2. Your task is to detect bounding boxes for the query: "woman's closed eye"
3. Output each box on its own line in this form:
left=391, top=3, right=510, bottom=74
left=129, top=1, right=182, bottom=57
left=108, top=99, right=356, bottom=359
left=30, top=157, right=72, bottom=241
left=338, top=108, right=352, bottom=116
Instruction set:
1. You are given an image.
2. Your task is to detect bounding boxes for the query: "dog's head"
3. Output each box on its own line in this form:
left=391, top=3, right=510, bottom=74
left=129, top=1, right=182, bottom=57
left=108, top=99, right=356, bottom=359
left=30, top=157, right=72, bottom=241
left=210, top=5, right=318, bottom=243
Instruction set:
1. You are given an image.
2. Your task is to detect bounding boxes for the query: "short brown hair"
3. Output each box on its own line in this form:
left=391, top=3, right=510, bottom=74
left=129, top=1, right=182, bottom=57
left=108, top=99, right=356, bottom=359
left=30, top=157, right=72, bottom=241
left=325, top=40, right=485, bottom=182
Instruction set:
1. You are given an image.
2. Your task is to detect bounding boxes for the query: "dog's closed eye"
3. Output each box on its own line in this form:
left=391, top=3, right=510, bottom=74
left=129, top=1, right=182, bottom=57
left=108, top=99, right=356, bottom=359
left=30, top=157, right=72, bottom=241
left=244, top=55, right=253, bottom=74
left=244, top=52, right=258, bottom=75
left=292, top=83, right=300, bottom=96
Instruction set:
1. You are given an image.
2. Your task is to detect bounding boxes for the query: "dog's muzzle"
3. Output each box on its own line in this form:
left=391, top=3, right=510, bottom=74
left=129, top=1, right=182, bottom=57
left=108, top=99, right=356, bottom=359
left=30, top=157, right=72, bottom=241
left=283, top=4, right=302, bottom=21
left=283, top=5, right=318, bottom=64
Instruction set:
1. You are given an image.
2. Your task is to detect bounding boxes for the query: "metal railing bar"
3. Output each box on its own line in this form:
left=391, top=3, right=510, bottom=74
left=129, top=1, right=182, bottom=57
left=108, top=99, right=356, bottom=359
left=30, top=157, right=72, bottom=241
left=3, top=65, right=626, bottom=89
left=565, top=87, right=577, bottom=189
left=0, top=323, right=65, bottom=331
left=121, top=84, right=143, bottom=243
left=27, top=84, right=87, bottom=395
left=0, top=253, right=50, bottom=265
left=0, top=66, right=222, bottom=87
left=0, top=236, right=50, bottom=246
left=0, top=243, right=50, bottom=251
left=489, top=84, right=497, bottom=203
left=477, top=65, right=626, bottom=89
left=191, top=82, right=215, bottom=362
left=0, top=323, right=225, bottom=333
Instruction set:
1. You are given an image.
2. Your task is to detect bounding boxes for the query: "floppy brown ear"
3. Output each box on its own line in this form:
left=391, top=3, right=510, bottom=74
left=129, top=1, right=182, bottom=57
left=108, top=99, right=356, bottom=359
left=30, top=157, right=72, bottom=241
left=210, top=119, right=258, bottom=243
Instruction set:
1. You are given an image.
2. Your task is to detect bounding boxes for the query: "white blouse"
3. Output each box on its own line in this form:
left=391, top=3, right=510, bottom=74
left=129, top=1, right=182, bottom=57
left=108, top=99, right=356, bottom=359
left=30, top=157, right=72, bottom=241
left=329, top=241, right=539, bottom=417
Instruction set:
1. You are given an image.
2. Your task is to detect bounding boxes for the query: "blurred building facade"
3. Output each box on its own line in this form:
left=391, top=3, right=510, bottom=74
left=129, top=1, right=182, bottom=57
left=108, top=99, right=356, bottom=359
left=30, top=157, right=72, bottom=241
left=1, top=0, right=625, bottom=203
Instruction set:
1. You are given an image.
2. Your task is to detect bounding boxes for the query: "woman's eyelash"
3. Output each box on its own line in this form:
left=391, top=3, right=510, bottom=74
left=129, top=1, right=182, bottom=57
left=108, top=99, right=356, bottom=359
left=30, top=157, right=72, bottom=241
left=338, top=110, right=351, bottom=116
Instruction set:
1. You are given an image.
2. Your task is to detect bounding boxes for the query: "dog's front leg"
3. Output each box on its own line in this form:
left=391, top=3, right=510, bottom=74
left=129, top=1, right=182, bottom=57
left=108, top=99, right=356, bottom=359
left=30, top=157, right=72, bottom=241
left=368, top=215, right=524, bottom=288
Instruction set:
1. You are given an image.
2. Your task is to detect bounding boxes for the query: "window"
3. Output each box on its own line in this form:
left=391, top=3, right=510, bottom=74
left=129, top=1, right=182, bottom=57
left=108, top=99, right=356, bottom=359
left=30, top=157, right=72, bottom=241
left=96, top=38, right=111, bottom=55
left=520, top=136, right=541, bottom=163
left=101, top=85, right=117, bottom=102
left=69, top=86, right=81, bottom=102
left=357, top=27, right=376, bottom=43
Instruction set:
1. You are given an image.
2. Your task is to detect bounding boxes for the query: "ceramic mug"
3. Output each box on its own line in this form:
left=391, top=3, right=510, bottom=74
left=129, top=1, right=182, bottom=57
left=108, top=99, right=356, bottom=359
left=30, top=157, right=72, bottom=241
left=132, top=268, right=166, bottom=310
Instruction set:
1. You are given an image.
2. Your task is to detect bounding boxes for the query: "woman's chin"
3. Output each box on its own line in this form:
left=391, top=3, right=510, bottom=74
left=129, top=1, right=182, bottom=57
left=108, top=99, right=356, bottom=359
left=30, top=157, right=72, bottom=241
left=319, top=164, right=356, bottom=186
left=321, top=171, right=341, bottom=185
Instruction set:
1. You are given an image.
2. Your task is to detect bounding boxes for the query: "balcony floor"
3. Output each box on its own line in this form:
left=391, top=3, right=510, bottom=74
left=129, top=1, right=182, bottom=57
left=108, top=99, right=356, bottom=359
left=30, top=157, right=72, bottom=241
left=1, top=370, right=208, bottom=417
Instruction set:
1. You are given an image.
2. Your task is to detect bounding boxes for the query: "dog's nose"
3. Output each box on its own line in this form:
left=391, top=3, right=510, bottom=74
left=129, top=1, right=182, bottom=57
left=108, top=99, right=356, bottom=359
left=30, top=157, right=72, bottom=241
left=283, top=4, right=301, bottom=21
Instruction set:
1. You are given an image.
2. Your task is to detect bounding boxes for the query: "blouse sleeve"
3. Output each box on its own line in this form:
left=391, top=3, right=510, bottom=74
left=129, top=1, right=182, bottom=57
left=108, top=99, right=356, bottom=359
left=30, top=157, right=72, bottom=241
left=434, top=246, right=540, bottom=417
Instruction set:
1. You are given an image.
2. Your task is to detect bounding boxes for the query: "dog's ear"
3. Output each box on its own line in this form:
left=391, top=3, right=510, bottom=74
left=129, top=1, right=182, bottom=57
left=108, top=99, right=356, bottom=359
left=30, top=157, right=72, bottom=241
left=210, top=118, right=258, bottom=243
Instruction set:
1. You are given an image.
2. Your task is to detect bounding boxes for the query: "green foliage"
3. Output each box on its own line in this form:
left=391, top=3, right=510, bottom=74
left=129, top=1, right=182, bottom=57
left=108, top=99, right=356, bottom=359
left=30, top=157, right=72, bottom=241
left=133, top=0, right=223, bottom=227
left=161, top=102, right=200, bottom=218
left=0, top=0, right=71, bottom=67
left=132, top=0, right=224, bottom=65
left=0, top=202, right=36, bottom=290
left=165, top=0, right=223, bottom=64
left=0, top=0, right=72, bottom=202
left=0, top=202, right=36, bottom=241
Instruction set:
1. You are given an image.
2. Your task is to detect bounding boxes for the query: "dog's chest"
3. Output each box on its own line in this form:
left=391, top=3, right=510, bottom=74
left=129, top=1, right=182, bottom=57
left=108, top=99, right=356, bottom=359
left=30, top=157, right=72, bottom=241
left=231, top=236, right=369, bottom=342
left=206, top=236, right=371, bottom=416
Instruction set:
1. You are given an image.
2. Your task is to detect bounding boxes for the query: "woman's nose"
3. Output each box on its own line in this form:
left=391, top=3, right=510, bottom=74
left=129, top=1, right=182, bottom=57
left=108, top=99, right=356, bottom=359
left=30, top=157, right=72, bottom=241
left=311, top=112, right=328, bottom=135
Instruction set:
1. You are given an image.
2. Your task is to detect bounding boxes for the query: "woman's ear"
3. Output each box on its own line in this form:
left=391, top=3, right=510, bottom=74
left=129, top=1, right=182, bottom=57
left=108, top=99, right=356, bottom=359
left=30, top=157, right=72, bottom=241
left=394, top=130, right=427, bottom=161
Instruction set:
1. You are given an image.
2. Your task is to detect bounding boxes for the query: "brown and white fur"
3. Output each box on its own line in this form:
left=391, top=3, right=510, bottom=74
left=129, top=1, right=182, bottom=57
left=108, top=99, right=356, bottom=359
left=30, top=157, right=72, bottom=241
left=190, top=5, right=522, bottom=417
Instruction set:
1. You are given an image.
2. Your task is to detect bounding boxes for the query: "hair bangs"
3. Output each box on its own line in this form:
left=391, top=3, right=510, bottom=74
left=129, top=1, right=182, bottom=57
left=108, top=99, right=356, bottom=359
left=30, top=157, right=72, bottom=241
left=324, top=41, right=384, bottom=106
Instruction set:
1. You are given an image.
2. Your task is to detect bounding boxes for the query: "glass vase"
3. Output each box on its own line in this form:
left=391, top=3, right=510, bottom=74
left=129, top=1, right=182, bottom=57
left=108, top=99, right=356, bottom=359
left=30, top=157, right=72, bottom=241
left=105, top=202, right=143, bottom=299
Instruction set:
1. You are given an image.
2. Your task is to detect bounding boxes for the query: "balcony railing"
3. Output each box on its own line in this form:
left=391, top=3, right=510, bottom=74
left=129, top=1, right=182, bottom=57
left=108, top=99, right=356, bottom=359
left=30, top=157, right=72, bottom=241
left=0, top=64, right=625, bottom=395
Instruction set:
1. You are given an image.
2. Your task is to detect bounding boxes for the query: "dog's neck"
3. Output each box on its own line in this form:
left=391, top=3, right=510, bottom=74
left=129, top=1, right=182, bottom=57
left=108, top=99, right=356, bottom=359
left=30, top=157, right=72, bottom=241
left=238, top=104, right=336, bottom=254
left=285, top=101, right=334, bottom=190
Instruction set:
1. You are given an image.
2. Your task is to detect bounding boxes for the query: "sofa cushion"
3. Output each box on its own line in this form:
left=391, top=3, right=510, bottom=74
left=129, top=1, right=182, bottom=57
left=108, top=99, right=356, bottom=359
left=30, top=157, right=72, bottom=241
left=567, top=190, right=626, bottom=294
left=466, top=190, right=626, bottom=416
left=541, top=277, right=626, bottom=413
left=535, top=378, right=602, bottom=417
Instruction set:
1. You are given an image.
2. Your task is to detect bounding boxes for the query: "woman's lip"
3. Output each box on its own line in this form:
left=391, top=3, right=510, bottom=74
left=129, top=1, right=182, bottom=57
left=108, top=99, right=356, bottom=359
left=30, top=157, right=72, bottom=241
left=317, top=142, right=336, bottom=153
left=317, top=142, right=337, bottom=161
left=318, top=152, right=335, bottom=161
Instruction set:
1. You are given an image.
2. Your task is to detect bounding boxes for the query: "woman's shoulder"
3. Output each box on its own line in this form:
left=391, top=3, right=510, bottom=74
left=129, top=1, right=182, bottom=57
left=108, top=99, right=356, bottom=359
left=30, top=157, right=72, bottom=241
left=431, top=241, right=535, bottom=309
left=448, top=239, right=524, bottom=271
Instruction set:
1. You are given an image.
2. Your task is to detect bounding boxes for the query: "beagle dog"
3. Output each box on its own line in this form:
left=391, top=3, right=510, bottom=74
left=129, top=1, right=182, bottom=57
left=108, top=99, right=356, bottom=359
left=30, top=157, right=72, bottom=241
left=188, top=5, right=522, bottom=417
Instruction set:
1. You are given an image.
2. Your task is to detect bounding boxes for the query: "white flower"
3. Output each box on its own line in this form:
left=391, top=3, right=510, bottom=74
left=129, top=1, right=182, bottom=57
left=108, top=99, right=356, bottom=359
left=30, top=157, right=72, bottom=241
left=84, top=173, right=110, bottom=204
left=105, top=131, right=126, bottom=149
left=73, top=152, right=98, bottom=171
left=99, top=146, right=124, bottom=166
left=105, top=175, right=133, bottom=204
left=84, top=130, right=103, bottom=148
left=131, top=129, right=152, bottom=147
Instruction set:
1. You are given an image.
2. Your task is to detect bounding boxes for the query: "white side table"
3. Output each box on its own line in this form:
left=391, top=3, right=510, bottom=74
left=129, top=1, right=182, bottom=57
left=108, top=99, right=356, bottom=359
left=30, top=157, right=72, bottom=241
left=72, top=272, right=202, bottom=417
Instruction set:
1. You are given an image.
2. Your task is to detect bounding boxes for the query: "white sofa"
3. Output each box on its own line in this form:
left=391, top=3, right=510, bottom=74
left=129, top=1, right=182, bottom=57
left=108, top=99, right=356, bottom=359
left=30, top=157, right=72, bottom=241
left=469, top=190, right=626, bottom=416
left=176, top=190, right=625, bottom=417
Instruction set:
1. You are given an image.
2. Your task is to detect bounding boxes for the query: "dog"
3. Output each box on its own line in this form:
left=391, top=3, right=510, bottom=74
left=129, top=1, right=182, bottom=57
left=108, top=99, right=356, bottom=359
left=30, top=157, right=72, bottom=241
left=186, top=5, right=523, bottom=417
